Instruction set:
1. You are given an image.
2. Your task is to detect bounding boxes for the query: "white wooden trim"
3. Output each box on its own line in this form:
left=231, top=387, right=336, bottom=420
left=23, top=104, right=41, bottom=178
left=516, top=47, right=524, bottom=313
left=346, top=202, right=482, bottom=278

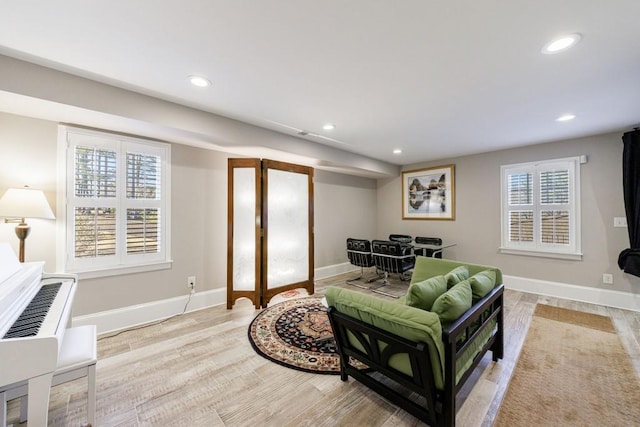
left=56, top=126, right=69, bottom=273
left=72, top=264, right=640, bottom=336
left=59, top=125, right=171, bottom=272
left=72, top=288, right=226, bottom=334
left=71, top=260, right=173, bottom=279
left=500, top=156, right=581, bottom=257
left=499, top=247, right=583, bottom=261
left=72, top=262, right=356, bottom=334
left=314, top=262, right=358, bottom=279
left=504, top=274, right=640, bottom=312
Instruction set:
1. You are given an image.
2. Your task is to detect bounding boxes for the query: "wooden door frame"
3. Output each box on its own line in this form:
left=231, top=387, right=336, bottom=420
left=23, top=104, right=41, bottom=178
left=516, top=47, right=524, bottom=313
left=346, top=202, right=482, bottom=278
left=227, top=158, right=314, bottom=308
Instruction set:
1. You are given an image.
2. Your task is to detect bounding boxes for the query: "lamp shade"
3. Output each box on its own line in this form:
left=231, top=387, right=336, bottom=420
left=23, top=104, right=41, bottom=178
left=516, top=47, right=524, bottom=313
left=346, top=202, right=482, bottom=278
left=0, top=187, right=55, bottom=219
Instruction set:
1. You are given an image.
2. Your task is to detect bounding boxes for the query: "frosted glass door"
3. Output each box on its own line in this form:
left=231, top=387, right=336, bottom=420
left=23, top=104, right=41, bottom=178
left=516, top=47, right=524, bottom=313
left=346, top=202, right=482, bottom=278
left=262, top=160, right=314, bottom=304
left=266, top=169, right=309, bottom=288
left=227, top=159, right=261, bottom=309
left=233, top=167, right=257, bottom=290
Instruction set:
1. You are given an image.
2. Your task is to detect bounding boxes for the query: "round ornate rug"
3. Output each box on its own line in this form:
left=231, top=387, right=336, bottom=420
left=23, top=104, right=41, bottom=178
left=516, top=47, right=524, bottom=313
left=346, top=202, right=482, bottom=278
left=248, top=296, right=344, bottom=374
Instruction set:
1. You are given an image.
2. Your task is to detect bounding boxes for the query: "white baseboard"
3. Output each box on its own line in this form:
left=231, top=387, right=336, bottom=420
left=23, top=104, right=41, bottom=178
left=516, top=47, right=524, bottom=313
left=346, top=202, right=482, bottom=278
left=73, top=263, right=355, bottom=335
left=73, top=266, right=639, bottom=336
left=315, top=262, right=358, bottom=279
left=72, top=288, right=226, bottom=334
left=504, top=274, right=640, bottom=312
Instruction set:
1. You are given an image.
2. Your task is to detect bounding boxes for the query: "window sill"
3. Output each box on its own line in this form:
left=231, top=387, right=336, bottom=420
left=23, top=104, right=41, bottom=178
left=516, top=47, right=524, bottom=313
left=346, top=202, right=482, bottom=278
left=499, top=247, right=582, bottom=261
left=69, top=260, right=173, bottom=280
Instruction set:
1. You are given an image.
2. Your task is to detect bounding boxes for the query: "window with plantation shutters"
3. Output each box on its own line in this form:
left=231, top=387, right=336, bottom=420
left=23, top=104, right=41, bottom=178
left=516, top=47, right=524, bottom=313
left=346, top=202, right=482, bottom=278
left=125, top=152, right=161, bottom=255
left=61, top=126, right=171, bottom=275
left=500, top=157, right=581, bottom=260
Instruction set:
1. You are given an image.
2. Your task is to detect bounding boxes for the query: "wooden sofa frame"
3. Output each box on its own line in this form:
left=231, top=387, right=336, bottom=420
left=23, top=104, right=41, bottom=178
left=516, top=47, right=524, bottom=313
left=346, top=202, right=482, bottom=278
left=327, top=284, right=504, bottom=427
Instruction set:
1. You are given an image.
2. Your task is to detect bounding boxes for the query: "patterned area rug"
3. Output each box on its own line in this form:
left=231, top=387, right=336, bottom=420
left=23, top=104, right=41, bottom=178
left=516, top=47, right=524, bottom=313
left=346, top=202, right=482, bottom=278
left=248, top=296, right=345, bottom=374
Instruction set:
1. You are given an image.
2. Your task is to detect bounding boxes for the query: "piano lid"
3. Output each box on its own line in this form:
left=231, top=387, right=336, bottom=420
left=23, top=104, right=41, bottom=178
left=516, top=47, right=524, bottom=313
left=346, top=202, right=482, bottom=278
left=0, top=242, right=20, bottom=283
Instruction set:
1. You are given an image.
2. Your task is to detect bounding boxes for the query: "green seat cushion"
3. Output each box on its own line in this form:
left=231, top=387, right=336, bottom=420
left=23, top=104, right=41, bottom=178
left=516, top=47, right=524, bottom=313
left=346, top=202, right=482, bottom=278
left=325, top=286, right=445, bottom=389
left=431, top=280, right=472, bottom=323
left=404, top=275, right=447, bottom=311
left=469, top=269, right=496, bottom=303
left=444, top=265, right=469, bottom=289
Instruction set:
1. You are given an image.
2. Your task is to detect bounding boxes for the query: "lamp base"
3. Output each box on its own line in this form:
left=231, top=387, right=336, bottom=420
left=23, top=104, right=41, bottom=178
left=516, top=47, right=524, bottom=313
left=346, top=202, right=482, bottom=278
left=15, top=222, right=30, bottom=263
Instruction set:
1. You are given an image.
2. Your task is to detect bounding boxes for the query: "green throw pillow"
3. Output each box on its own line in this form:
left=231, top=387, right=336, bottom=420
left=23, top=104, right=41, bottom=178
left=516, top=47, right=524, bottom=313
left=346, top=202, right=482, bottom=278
left=404, top=275, right=447, bottom=311
left=431, top=280, right=472, bottom=323
left=444, top=265, right=469, bottom=289
left=469, top=269, right=496, bottom=302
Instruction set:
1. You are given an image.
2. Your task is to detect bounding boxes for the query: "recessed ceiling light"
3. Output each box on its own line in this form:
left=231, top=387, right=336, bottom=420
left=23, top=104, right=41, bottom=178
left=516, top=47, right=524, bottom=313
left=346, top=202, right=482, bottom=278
left=188, top=75, right=211, bottom=87
left=393, top=149, right=402, bottom=155
left=322, top=123, right=336, bottom=131
left=542, top=33, right=582, bottom=54
left=556, top=114, right=576, bottom=122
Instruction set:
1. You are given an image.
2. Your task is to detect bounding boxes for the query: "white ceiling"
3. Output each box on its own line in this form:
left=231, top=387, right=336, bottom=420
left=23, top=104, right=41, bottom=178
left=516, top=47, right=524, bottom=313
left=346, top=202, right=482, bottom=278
left=1, top=1, right=639, bottom=166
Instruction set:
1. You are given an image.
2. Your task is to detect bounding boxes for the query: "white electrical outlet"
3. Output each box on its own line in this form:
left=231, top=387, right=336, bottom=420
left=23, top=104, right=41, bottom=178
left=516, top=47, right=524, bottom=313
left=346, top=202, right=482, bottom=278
left=614, top=217, right=627, bottom=227
left=187, top=276, right=196, bottom=292
left=602, top=273, right=613, bottom=285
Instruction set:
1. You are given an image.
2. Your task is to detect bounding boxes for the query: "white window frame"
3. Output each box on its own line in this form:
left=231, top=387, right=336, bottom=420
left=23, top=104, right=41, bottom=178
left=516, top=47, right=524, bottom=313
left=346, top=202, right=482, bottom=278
left=500, top=156, right=581, bottom=260
left=57, top=126, right=172, bottom=278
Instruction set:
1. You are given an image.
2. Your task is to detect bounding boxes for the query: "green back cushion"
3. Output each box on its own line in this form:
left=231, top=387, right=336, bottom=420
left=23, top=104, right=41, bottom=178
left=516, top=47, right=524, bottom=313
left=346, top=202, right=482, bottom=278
left=444, top=265, right=469, bottom=289
left=404, top=275, right=447, bottom=311
left=411, top=257, right=503, bottom=288
left=431, top=280, right=472, bottom=323
left=469, top=269, right=497, bottom=302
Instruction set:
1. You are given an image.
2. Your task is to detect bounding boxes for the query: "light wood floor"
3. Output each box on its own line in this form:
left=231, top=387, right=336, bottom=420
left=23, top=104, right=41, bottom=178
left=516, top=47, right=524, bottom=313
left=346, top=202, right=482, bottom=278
left=7, top=272, right=640, bottom=426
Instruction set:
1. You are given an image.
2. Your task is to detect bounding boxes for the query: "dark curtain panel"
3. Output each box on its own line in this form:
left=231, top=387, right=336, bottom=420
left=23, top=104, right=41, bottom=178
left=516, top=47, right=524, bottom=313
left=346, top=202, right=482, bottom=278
left=618, top=128, right=640, bottom=276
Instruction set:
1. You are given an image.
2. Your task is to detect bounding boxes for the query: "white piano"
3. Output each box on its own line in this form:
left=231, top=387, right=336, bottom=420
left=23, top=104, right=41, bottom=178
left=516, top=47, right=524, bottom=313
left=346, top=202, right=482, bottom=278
left=0, top=243, right=80, bottom=426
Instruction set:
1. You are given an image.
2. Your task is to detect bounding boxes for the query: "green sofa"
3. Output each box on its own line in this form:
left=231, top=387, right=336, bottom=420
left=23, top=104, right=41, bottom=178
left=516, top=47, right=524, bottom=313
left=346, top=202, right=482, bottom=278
left=326, top=256, right=504, bottom=427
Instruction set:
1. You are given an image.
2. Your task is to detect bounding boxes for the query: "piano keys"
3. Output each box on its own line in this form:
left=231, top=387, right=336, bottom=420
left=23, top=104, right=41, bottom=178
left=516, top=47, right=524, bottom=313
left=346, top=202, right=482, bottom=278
left=0, top=242, right=78, bottom=426
left=3, top=282, right=62, bottom=339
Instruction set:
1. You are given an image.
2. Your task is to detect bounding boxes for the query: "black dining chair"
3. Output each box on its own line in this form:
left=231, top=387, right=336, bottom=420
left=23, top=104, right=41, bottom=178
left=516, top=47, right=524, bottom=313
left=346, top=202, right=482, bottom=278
left=388, top=234, right=413, bottom=245
left=414, top=236, right=443, bottom=258
left=371, top=239, right=416, bottom=289
left=346, top=238, right=380, bottom=284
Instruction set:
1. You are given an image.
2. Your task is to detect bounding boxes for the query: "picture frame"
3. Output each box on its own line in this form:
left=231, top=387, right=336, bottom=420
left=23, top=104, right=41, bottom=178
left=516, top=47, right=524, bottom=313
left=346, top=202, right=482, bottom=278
left=402, top=164, right=455, bottom=220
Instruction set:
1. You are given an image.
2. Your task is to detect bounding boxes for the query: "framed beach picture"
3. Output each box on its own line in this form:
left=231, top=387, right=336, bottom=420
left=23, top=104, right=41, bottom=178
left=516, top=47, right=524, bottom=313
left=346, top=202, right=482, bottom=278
left=402, top=164, right=455, bottom=220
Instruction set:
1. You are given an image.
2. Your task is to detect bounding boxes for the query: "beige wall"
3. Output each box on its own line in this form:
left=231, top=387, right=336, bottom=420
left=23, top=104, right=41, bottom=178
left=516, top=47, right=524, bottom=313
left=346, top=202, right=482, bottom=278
left=0, top=113, right=58, bottom=268
left=74, top=144, right=232, bottom=315
left=377, top=131, right=640, bottom=295
left=7, top=107, right=636, bottom=314
left=0, top=111, right=379, bottom=315
left=314, top=170, right=378, bottom=266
